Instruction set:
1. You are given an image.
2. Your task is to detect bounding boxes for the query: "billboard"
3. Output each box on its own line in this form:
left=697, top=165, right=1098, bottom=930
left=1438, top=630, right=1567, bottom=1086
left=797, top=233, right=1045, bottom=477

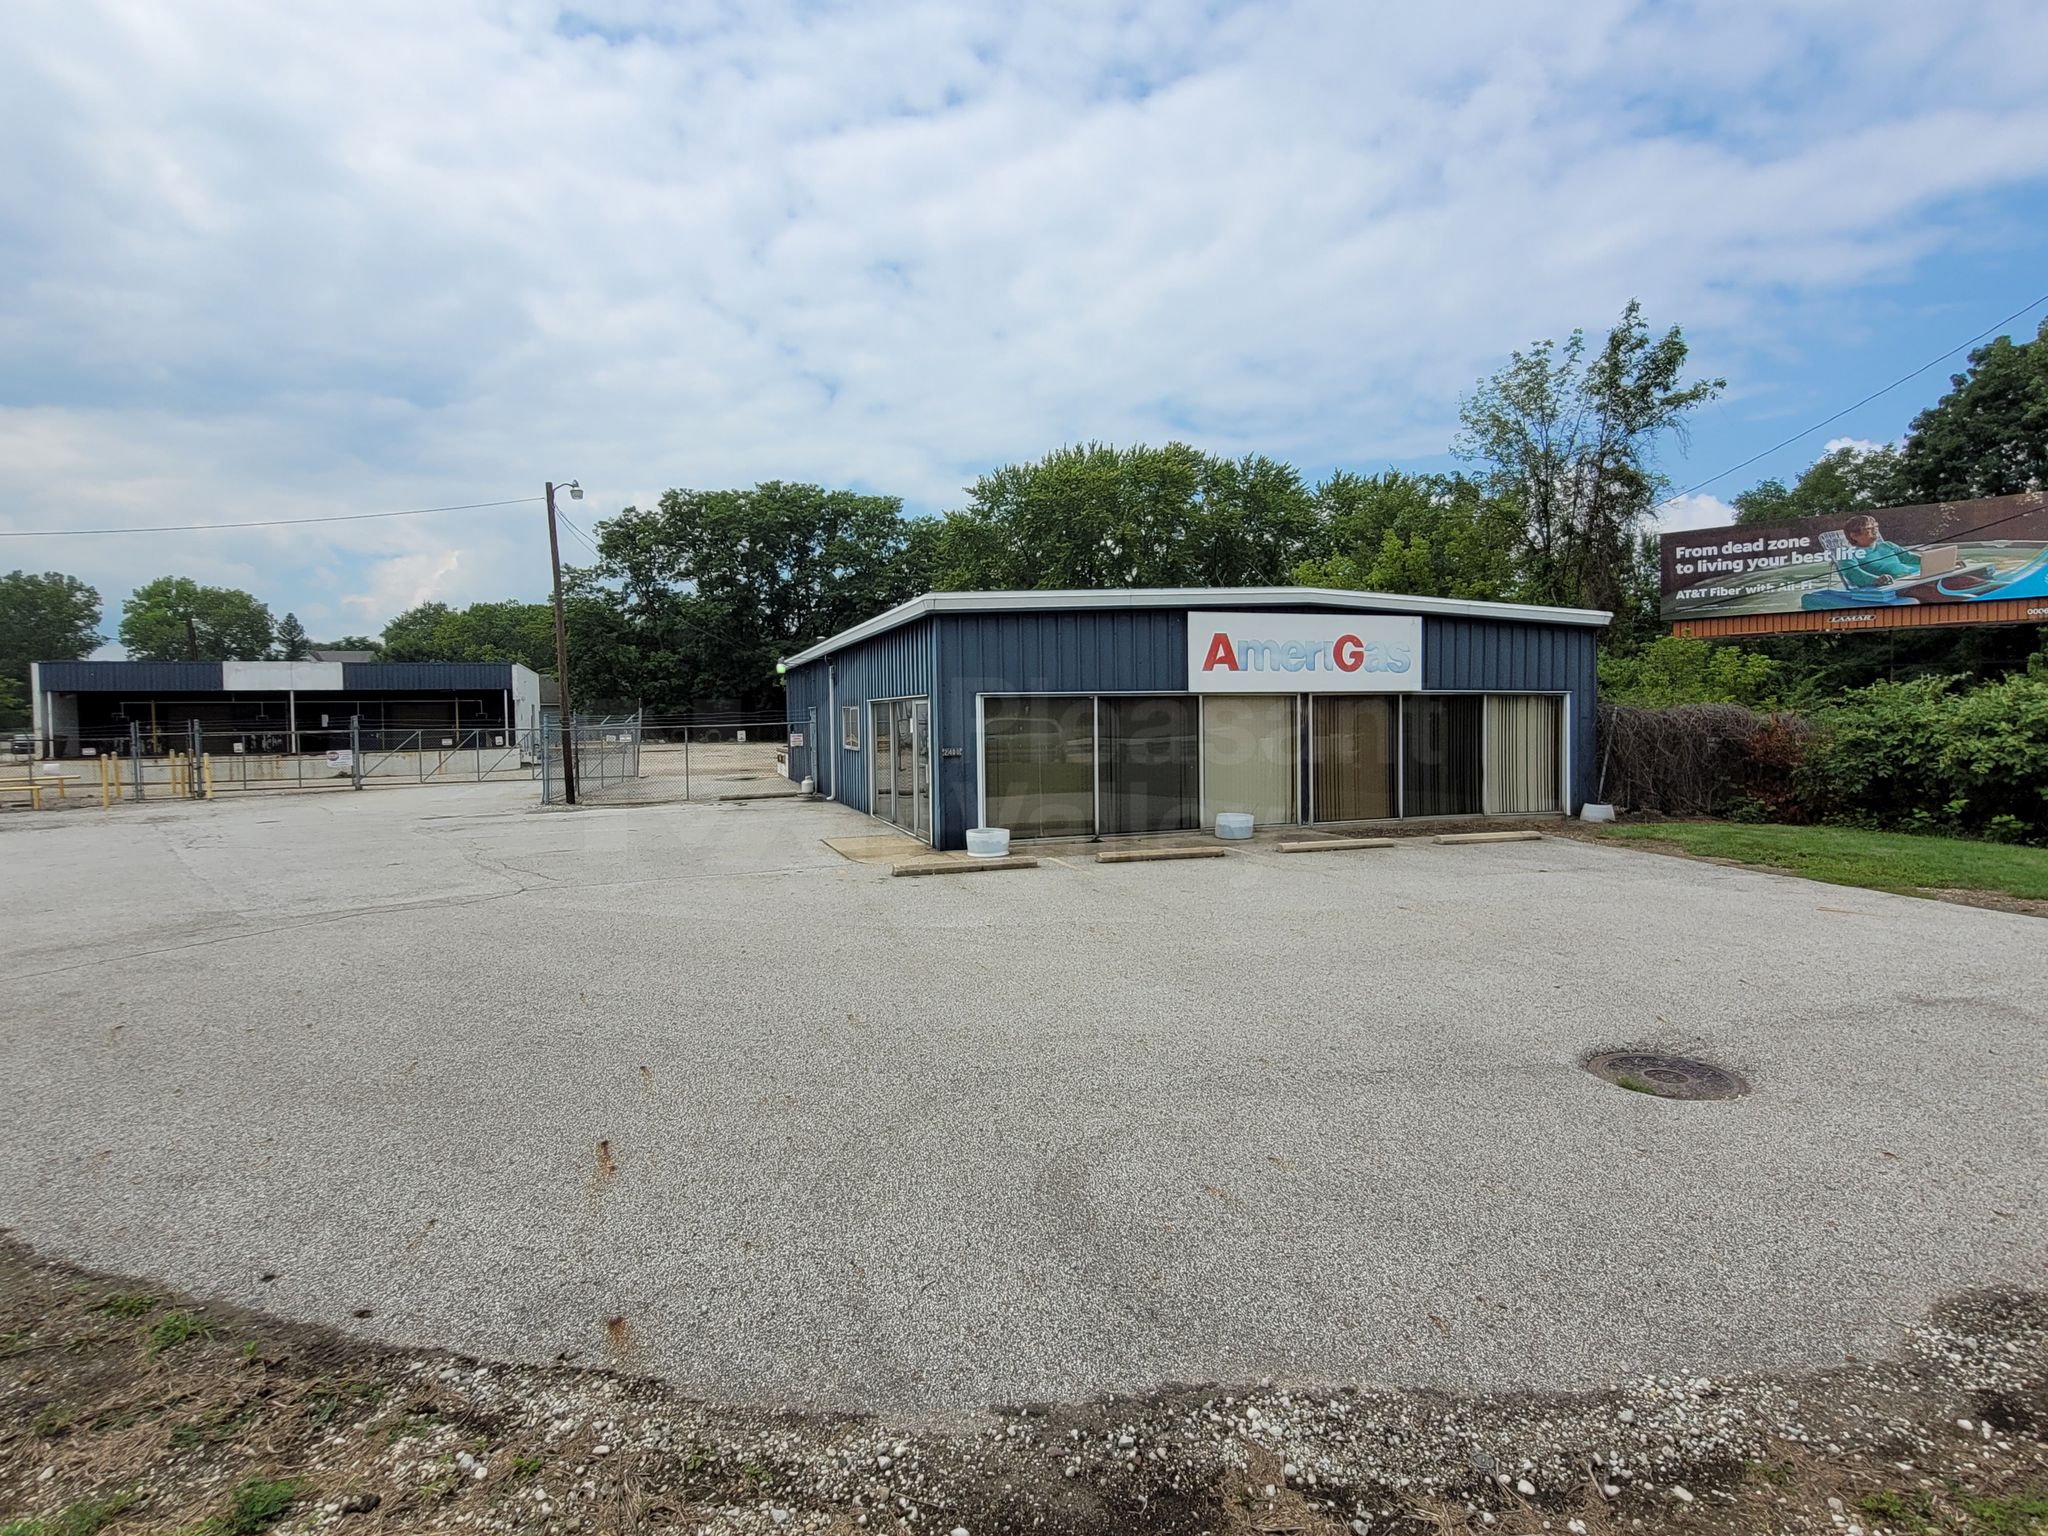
left=1187, top=611, right=1422, bottom=692
left=1660, top=492, right=2048, bottom=636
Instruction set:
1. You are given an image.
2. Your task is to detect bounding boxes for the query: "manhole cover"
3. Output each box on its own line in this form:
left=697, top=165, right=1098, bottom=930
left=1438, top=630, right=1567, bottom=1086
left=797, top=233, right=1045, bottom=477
left=1584, top=1051, right=1749, bottom=1101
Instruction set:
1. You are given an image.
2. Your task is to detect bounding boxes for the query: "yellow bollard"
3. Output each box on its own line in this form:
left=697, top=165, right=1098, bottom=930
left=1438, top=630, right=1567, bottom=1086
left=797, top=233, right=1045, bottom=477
left=111, top=752, right=123, bottom=801
left=99, top=753, right=110, bottom=808
left=202, top=753, right=214, bottom=800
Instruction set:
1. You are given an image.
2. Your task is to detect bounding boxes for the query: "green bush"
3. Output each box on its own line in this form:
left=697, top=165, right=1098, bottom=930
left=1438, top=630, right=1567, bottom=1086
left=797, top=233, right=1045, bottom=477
left=1796, top=673, right=2048, bottom=841
left=1598, top=635, right=1783, bottom=709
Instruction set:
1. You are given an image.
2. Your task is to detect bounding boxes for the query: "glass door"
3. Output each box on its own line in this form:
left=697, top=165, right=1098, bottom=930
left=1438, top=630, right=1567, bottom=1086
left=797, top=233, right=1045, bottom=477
left=870, top=697, right=933, bottom=841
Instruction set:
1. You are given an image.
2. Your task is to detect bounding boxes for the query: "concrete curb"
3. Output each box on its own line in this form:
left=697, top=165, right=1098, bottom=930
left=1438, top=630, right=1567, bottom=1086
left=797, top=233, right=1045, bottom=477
left=890, top=856, right=1039, bottom=877
left=1095, top=847, right=1230, bottom=864
left=1277, top=837, right=1398, bottom=853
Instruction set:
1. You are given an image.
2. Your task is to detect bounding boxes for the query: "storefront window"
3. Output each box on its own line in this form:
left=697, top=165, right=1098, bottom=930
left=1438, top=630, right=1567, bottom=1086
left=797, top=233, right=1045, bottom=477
left=983, top=696, right=1096, bottom=837
left=1310, top=696, right=1394, bottom=822
left=1203, top=695, right=1296, bottom=826
left=1401, top=695, right=1482, bottom=816
left=1099, top=695, right=1200, bottom=834
left=1484, top=695, right=1561, bottom=813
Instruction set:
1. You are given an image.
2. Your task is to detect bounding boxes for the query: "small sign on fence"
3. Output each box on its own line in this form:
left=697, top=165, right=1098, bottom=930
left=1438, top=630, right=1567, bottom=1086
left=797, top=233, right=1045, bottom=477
left=789, top=732, right=803, bottom=747
left=325, top=749, right=353, bottom=770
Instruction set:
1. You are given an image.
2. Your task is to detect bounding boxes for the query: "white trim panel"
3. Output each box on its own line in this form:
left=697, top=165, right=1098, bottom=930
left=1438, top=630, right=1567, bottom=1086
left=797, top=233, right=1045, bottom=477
left=781, top=585, right=1610, bottom=669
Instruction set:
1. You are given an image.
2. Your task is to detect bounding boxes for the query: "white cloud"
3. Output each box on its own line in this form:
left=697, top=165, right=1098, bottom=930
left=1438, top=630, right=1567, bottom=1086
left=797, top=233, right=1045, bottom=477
left=1657, top=494, right=1739, bottom=534
left=1821, top=437, right=1892, bottom=455
left=3, top=0, right=2047, bottom=630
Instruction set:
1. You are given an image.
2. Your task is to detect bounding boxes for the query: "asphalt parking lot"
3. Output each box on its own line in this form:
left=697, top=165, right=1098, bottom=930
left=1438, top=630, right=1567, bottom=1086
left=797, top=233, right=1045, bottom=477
left=1, top=784, right=2041, bottom=1414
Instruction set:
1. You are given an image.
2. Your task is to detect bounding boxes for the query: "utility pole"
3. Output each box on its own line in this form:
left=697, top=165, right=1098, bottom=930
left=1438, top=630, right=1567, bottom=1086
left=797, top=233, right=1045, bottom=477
left=546, top=480, right=579, bottom=805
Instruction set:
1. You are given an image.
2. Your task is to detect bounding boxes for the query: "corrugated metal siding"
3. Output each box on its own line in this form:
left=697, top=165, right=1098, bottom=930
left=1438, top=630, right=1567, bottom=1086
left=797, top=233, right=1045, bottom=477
left=35, top=661, right=224, bottom=693
left=934, top=610, right=1187, bottom=847
left=341, top=663, right=516, bottom=692
left=822, top=620, right=935, bottom=818
left=783, top=664, right=828, bottom=788
left=1423, top=617, right=1599, bottom=809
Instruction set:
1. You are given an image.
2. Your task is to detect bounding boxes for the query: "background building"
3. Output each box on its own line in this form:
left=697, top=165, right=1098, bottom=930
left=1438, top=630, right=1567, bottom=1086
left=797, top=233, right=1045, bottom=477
left=29, top=659, right=543, bottom=760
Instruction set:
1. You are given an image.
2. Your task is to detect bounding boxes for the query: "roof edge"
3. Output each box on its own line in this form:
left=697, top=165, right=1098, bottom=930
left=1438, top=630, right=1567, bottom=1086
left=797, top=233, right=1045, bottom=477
left=780, top=587, right=1610, bottom=669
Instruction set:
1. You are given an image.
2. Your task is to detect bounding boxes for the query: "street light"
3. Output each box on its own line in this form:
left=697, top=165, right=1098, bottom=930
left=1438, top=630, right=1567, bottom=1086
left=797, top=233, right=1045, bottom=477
left=546, top=479, right=583, bottom=805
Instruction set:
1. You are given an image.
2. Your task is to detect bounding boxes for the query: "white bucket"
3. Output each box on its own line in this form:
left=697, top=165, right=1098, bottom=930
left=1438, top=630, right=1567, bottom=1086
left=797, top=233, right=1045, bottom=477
left=966, top=827, right=1011, bottom=858
left=1215, top=812, right=1255, bottom=840
left=1579, top=803, right=1616, bottom=824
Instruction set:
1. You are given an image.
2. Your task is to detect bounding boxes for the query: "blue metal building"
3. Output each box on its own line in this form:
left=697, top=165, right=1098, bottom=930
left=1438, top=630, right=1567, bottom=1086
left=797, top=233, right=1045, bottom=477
left=780, top=588, right=1606, bottom=851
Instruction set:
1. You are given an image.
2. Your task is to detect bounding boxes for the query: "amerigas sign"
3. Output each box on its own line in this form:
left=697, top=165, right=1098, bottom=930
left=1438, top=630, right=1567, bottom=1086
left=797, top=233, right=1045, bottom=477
left=1187, top=611, right=1422, bottom=693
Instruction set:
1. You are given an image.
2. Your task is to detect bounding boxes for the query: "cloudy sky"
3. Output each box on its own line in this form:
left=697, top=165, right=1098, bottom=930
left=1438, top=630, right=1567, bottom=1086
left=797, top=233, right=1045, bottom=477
left=4, top=0, right=2047, bottom=646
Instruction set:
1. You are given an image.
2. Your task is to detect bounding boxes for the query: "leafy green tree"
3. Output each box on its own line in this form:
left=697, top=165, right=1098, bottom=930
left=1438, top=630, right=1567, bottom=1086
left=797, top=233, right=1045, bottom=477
left=1292, top=471, right=1513, bottom=599
left=1898, top=317, right=2048, bottom=501
left=1733, top=443, right=1911, bottom=523
left=589, top=482, right=930, bottom=712
left=273, top=612, right=312, bottom=660
left=928, top=442, right=1318, bottom=591
left=0, top=673, right=24, bottom=730
left=1598, top=635, right=1783, bottom=709
left=1457, top=300, right=1722, bottom=625
left=0, top=570, right=104, bottom=723
left=377, top=601, right=556, bottom=670
left=119, top=577, right=274, bottom=662
left=312, top=634, right=378, bottom=653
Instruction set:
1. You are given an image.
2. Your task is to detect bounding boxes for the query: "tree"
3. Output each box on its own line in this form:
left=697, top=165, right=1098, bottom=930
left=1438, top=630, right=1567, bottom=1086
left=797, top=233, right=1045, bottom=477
left=0, top=570, right=103, bottom=720
left=313, top=634, right=378, bottom=652
left=1457, top=301, right=1723, bottom=626
left=274, top=612, right=312, bottom=660
left=118, top=577, right=274, bottom=662
left=1291, top=471, right=1513, bottom=599
left=1898, top=317, right=2048, bottom=501
left=927, top=442, right=1318, bottom=591
left=590, top=482, right=931, bottom=712
left=377, top=601, right=556, bottom=670
left=1733, top=443, right=1911, bottom=523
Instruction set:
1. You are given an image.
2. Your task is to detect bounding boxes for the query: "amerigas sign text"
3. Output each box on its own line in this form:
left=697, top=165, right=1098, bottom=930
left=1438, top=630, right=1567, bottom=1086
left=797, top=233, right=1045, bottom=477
left=1187, top=612, right=1422, bottom=693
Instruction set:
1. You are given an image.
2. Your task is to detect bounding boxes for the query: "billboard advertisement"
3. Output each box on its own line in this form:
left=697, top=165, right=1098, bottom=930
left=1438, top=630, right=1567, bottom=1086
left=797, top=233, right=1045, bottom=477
left=1187, top=611, right=1422, bottom=692
left=1660, top=491, right=2048, bottom=635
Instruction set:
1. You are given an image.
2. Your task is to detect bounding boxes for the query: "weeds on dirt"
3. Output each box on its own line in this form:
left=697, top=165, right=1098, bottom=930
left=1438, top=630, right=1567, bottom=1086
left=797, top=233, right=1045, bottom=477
left=147, top=1310, right=214, bottom=1354
left=95, top=1293, right=157, bottom=1319
left=0, top=1490, right=140, bottom=1536
left=303, top=1379, right=383, bottom=1426
left=196, top=1475, right=308, bottom=1536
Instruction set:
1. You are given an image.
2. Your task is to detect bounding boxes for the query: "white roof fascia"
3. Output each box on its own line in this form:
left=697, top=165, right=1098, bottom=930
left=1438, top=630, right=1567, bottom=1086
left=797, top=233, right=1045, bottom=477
left=780, top=587, right=1609, bottom=670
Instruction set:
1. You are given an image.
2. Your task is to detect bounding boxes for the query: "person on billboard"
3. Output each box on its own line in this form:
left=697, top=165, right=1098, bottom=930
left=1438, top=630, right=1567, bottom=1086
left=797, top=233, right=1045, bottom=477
left=1835, top=514, right=1921, bottom=588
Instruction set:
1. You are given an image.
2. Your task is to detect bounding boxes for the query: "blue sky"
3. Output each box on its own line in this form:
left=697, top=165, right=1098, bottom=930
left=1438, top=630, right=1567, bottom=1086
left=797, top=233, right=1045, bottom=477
left=3, top=0, right=2046, bottom=649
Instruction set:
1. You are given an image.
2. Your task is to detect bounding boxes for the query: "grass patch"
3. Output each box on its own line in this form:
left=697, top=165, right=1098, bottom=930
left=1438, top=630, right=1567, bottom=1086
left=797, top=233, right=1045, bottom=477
left=1597, top=822, right=2048, bottom=900
left=1, top=1491, right=141, bottom=1536
left=97, top=1293, right=159, bottom=1320
left=173, top=1476, right=308, bottom=1536
left=1958, top=1491, right=2048, bottom=1534
left=147, top=1311, right=214, bottom=1355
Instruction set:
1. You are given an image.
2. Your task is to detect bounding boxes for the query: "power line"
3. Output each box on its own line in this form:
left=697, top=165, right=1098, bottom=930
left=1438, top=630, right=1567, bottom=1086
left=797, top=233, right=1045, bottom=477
left=555, top=511, right=605, bottom=560
left=1664, top=289, right=2048, bottom=506
left=0, top=495, right=543, bottom=539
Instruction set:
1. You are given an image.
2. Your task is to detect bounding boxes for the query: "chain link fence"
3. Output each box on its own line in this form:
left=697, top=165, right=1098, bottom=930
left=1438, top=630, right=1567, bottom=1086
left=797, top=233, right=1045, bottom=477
left=539, top=714, right=643, bottom=804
